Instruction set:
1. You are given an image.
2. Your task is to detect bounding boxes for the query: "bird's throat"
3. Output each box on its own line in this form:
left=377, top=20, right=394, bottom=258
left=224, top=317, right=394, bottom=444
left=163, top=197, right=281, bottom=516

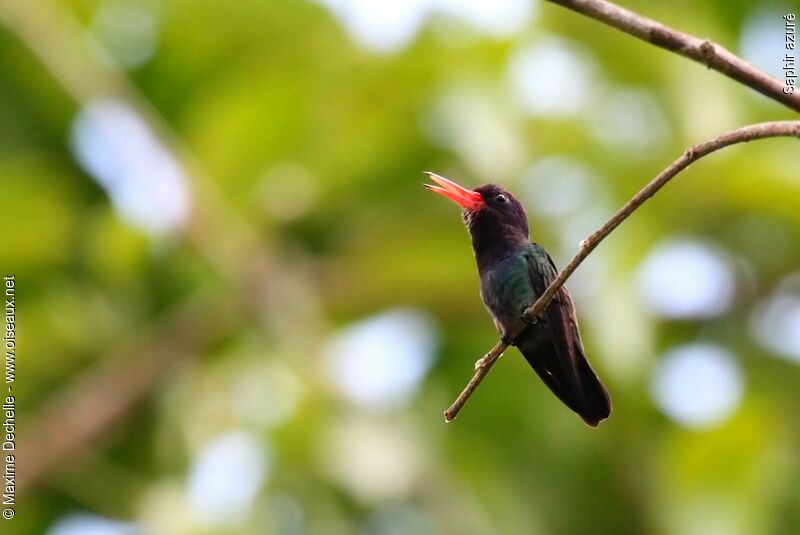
left=467, top=211, right=529, bottom=274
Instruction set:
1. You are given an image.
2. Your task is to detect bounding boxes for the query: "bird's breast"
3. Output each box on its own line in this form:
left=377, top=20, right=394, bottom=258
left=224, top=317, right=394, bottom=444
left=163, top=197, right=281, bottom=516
left=479, top=253, right=536, bottom=331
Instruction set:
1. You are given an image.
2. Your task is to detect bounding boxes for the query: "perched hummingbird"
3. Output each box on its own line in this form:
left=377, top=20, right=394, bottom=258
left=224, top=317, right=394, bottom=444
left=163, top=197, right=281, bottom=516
left=425, top=172, right=611, bottom=427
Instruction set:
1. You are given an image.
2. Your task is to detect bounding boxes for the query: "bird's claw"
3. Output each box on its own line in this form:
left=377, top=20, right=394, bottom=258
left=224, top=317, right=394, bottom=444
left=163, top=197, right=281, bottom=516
left=522, top=313, right=544, bottom=326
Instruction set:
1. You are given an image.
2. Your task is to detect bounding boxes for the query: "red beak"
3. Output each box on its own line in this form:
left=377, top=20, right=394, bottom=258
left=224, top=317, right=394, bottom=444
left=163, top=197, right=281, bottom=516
left=424, top=172, right=484, bottom=210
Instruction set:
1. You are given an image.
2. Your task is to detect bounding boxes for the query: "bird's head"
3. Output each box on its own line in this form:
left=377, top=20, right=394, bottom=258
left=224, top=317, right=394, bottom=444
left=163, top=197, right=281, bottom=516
left=424, top=172, right=529, bottom=239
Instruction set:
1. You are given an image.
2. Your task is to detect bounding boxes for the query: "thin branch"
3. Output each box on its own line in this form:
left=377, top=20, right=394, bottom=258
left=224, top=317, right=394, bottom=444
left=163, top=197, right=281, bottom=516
left=444, top=120, right=800, bottom=422
left=546, top=0, right=800, bottom=114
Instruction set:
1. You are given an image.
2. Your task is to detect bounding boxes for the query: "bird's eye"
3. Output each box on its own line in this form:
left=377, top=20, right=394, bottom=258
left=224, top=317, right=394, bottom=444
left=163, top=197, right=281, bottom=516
left=495, top=194, right=508, bottom=204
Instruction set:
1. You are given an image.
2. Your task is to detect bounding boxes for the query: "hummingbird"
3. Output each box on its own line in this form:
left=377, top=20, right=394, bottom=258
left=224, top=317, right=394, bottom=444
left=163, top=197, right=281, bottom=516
left=425, top=172, right=611, bottom=427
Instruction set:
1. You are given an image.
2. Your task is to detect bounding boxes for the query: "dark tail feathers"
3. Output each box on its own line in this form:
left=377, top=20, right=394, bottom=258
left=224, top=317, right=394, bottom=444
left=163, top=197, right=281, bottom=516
left=516, top=327, right=611, bottom=427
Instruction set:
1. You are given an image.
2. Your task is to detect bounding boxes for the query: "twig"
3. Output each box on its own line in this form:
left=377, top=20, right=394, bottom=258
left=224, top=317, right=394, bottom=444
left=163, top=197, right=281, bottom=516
left=545, top=0, right=800, bottom=113
left=444, top=121, right=800, bottom=422
left=445, top=0, right=800, bottom=422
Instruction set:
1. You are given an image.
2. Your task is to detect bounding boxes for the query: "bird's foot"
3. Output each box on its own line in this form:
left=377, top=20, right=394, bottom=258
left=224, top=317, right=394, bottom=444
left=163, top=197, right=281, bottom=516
left=522, top=313, right=545, bottom=326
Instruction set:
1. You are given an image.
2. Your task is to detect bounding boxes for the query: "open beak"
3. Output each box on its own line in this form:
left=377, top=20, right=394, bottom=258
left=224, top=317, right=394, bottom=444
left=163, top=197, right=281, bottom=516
left=424, top=172, right=484, bottom=210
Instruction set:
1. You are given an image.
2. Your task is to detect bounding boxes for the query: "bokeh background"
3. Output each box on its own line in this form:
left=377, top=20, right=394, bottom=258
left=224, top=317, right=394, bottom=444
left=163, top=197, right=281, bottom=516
left=3, top=0, right=800, bottom=533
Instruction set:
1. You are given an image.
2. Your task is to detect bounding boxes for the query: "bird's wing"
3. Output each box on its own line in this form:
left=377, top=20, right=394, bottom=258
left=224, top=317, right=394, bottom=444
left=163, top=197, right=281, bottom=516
left=519, top=243, right=611, bottom=426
